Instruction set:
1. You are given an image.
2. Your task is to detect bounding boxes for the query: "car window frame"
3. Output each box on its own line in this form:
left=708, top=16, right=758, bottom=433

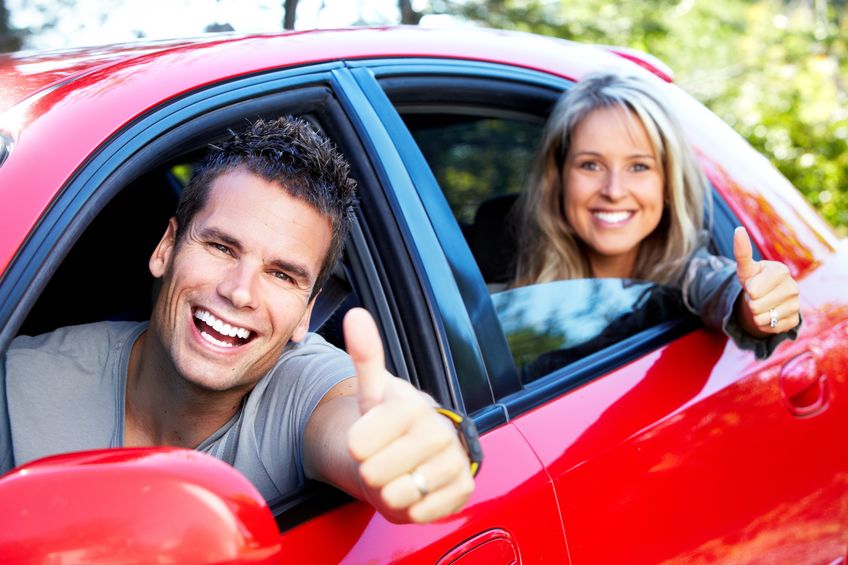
left=0, top=62, right=460, bottom=531
left=366, top=59, right=751, bottom=422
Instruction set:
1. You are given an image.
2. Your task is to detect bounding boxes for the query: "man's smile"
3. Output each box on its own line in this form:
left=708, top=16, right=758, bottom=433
left=192, top=307, right=255, bottom=349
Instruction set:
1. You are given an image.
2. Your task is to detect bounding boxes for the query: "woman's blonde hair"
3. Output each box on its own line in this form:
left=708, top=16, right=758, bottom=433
left=513, top=73, right=707, bottom=287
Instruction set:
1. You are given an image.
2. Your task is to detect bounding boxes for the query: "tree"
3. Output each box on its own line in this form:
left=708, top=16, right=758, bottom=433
left=430, top=0, right=848, bottom=234
left=283, top=0, right=299, bottom=30
left=399, top=0, right=423, bottom=24
left=0, top=0, right=22, bottom=52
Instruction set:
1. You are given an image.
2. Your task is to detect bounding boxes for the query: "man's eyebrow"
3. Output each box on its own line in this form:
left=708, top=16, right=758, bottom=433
left=268, top=258, right=313, bottom=284
left=201, top=227, right=243, bottom=251
left=200, top=226, right=314, bottom=284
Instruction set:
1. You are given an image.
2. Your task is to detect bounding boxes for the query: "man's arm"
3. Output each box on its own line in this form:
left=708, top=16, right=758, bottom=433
left=302, top=308, right=475, bottom=524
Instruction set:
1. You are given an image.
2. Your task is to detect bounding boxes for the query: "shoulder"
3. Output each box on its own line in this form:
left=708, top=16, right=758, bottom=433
left=275, top=332, right=353, bottom=372
left=10, top=320, right=144, bottom=354
left=250, top=332, right=354, bottom=402
left=5, top=321, right=145, bottom=383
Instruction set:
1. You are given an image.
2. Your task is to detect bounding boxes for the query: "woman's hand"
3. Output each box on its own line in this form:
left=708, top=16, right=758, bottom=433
left=733, top=226, right=801, bottom=336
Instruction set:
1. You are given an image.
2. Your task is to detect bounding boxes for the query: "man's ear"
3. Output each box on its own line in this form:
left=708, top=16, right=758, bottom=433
left=149, top=218, right=179, bottom=278
left=290, top=289, right=321, bottom=343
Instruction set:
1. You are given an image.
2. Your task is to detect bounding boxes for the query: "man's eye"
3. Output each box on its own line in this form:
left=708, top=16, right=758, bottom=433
left=211, top=243, right=233, bottom=256
left=271, top=271, right=293, bottom=283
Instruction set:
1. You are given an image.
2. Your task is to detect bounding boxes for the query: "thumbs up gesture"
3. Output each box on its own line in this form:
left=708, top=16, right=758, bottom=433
left=344, top=308, right=475, bottom=524
left=733, top=227, right=801, bottom=335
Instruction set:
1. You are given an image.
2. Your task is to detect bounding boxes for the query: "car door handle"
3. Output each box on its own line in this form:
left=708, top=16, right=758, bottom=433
left=778, top=351, right=829, bottom=417
left=437, top=529, right=519, bottom=565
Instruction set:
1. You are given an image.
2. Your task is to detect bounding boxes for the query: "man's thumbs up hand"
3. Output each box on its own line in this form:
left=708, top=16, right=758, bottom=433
left=344, top=307, right=386, bottom=415
left=344, top=308, right=475, bottom=524
left=732, top=227, right=801, bottom=335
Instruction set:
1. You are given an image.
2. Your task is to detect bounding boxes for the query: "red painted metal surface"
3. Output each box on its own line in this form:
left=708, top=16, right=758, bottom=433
left=277, top=424, right=569, bottom=564
left=512, top=328, right=848, bottom=563
left=0, top=448, right=282, bottom=563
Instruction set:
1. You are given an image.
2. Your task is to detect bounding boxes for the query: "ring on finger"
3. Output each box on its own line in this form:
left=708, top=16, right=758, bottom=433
left=410, top=470, right=429, bottom=497
left=769, top=307, right=779, bottom=329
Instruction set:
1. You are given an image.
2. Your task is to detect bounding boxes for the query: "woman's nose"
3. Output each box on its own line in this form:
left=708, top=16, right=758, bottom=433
left=600, top=170, right=627, bottom=200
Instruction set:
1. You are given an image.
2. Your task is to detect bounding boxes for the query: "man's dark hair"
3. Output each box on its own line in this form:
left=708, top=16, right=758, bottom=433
left=175, top=116, right=357, bottom=297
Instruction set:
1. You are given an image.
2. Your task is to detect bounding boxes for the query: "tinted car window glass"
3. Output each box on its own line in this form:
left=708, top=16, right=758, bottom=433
left=402, top=113, right=540, bottom=225
left=492, top=280, right=692, bottom=383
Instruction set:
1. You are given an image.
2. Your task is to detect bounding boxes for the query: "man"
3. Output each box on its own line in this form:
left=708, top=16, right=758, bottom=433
left=0, top=117, right=476, bottom=524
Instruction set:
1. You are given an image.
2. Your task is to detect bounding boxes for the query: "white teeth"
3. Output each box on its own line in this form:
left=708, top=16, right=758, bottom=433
left=200, top=331, right=234, bottom=348
left=594, top=211, right=632, bottom=224
left=193, top=309, right=252, bottom=341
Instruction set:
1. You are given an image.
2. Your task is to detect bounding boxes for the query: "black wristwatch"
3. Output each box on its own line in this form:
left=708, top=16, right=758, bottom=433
left=435, top=407, right=483, bottom=477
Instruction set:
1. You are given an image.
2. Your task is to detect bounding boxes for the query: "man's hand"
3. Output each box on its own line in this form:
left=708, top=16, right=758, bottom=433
left=733, top=226, right=801, bottom=335
left=344, top=308, right=475, bottom=524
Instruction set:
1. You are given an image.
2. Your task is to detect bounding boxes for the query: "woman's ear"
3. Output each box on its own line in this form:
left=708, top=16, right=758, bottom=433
left=149, top=218, right=179, bottom=278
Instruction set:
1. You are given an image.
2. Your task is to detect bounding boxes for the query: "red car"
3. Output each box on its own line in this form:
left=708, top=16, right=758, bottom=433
left=1, top=26, right=846, bottom=564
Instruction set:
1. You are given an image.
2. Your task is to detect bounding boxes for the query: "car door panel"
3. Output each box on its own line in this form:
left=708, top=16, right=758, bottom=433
left=277, top=423, right=569, bottom=564
left=511, top=326, right=848, bottom=563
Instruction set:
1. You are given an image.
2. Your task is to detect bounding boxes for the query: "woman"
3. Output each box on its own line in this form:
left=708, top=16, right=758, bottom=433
left=513, top=73, right=800, bottom=359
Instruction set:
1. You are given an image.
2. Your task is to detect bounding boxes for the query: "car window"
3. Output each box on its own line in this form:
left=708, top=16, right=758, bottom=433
left=391, top=76, right=700, bottom=386
left=404, top=114, right=541, bottom=225
left=492, top=279, right=690, bottom=382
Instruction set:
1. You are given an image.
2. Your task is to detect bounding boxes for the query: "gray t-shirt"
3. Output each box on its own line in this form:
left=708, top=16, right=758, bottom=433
left=0, top=321, right=354, bottom=501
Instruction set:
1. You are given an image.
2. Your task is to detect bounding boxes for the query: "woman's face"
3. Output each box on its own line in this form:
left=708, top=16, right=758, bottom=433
left=562, top=106, right=665, bottom=278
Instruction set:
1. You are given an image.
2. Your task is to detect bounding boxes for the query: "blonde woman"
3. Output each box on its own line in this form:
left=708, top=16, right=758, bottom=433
left=513, top=73, right=800, bottom=358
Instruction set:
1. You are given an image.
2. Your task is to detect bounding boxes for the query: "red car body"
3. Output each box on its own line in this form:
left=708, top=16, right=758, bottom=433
left=0, top=27, right=846, bottom=564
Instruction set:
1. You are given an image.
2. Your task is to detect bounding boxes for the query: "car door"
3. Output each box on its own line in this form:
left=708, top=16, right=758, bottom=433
left=366, top=59, right=848, bottom=563
left=0, top=61, right=568, bottom=563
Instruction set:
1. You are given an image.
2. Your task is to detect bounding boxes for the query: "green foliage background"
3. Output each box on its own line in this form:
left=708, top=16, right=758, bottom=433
left=431, top=0, right=848, bottom=234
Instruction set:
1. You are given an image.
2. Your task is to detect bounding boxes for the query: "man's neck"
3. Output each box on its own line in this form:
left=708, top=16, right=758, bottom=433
left=124, top=330, right=246, bottom=449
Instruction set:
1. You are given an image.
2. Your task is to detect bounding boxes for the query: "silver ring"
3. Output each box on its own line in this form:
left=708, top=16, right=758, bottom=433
left=769, top=308, right=778, bottom=329
left=410, top=471, right=429, bottom=497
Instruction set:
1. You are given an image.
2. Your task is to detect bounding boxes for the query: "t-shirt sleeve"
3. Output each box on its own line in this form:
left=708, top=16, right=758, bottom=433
left=0, top=354, right=13, bottom=475
left=680, top=246, right=800, bottom=359
left=240, top=332, right=355, bottom=500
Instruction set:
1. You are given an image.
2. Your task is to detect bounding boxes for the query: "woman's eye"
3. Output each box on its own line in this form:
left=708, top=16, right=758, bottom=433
left=579, top=161, right=600, bottom=171
left=631, top=163, right=650, bottom=172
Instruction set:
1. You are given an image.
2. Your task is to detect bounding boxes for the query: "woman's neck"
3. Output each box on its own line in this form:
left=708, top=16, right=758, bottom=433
left=587, top=249, right=638, bottom=279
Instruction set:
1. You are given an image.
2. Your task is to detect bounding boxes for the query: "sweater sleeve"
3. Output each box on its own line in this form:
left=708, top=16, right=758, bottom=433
left=680, top=246, right=799, bottom=359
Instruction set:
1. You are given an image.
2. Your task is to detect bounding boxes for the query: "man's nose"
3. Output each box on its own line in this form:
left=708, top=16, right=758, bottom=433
left=600, top=170, right=627, bottom=200
left=218, top=262, right=260, bottom=309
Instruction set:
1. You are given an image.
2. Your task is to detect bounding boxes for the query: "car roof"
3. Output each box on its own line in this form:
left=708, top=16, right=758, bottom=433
left=0, top=26, right=670, bottom=115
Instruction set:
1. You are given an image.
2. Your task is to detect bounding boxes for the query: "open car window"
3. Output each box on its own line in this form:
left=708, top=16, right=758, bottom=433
left=389, top=72, right=704, bottom=386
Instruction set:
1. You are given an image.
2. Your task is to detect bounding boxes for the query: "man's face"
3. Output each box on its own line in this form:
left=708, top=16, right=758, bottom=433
left=148, top=167, right=333, bottom=393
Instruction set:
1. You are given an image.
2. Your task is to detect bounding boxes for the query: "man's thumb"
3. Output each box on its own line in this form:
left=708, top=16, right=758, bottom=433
left=734, top=226, right=760, bottom=285
left=343, top=307, right=386, bottom=414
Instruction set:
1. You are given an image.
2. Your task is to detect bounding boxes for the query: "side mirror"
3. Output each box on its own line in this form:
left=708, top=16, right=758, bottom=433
left=0, top=447, right=282, bottom=563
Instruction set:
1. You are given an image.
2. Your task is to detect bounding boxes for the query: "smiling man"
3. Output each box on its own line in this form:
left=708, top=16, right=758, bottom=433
left=0, top=117, right=477, bottom=524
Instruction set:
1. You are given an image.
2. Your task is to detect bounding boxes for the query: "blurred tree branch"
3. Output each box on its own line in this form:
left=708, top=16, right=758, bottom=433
left=0, top=0, right=22, bottom=52
left=283, top=0, right=299, bottom=30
